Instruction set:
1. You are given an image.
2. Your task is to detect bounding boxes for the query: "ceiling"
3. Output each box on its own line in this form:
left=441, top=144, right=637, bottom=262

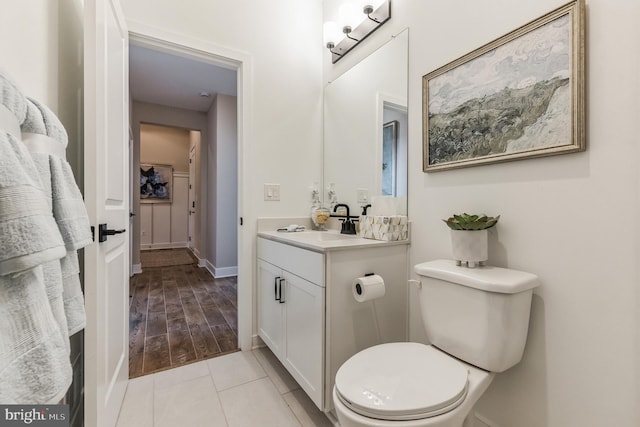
left=129, top=44, right=237, bottom=112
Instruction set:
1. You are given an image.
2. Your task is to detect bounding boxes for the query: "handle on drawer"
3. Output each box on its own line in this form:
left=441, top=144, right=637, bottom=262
left=279, top=278, right=285, bottom=304
left=274, top=276, right=281, bottom=301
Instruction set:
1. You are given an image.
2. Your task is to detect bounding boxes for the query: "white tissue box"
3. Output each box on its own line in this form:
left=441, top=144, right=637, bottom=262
left=358, top=215, right=408, bottom=241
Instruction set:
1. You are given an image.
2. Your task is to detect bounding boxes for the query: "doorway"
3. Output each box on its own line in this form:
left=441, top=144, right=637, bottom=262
left=128, top=38, right=241, bottom=377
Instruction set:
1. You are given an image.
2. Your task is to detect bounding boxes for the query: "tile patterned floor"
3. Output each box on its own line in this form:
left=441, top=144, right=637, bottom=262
left=129, top=250, right=238, bottom=378
left=116, top=348, right=335, bottom=427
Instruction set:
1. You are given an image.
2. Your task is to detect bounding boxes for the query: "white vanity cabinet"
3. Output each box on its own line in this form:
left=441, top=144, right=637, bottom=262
left=257, top=230, right=409, bottom=413
left=257, top=238, right=325, bottom=409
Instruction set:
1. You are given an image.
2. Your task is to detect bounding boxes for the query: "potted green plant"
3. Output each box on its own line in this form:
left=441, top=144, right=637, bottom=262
left=443, top=213, right=500, bottom=268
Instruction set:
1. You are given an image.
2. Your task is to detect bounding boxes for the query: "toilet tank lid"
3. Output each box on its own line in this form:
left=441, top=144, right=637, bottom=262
left=414, top=260, right=539, bottom=294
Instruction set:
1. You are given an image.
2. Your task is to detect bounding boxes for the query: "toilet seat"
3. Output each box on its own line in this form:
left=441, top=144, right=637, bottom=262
left=334, top=343, right=469, bottom=421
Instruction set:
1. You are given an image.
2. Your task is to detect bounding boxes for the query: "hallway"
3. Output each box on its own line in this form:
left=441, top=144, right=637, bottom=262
left=129, top=249, right=238, bottom=378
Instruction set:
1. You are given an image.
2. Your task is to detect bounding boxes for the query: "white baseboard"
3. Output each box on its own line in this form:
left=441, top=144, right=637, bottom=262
left=252, top=335, right=264, bottom=350
left=198, top=258, right=207, bottom=268
left=141, top=243, right=188, bottom=250
left=204, top=260, right=238, bottom=278
left=474, top=412, right=497, bottom=427
left=131, top=263, right=142, bottom=275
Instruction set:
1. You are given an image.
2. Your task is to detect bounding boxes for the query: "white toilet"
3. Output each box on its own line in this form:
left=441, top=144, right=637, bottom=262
left=333, top=259, right=539, bottom=427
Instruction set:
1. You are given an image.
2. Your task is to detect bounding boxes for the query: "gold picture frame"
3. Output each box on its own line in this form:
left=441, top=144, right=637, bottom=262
left=422, top=0, right=585, bottom=172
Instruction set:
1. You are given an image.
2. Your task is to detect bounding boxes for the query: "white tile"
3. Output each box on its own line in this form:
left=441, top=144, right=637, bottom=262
left=283, top=389, right=333, bottom=427
left=207, top=350, right=266, bottom=391
left=253, top=347, right=300, bottom=394
left=116, top=376, right=154, bottom=427
left=219, top=378, right=301, bottom=427
left=153, top=360, right=211, bottom=390
left=154, top=375, right=227, bottom=427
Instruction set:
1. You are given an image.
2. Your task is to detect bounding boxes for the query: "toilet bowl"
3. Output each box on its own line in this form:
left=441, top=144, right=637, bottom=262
left=333, top=343, right=494, bottom=427
left=333, top=260, right=538, bottom=427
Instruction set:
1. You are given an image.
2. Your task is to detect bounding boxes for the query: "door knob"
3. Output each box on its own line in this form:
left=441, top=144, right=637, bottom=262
left=97, top=223, right=126, bottom=242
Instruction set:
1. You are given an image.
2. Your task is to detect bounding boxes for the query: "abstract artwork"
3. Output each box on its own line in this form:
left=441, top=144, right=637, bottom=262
left=422, top=0, right=585, bottom=172
left=140, top=163, right=172, bottom=203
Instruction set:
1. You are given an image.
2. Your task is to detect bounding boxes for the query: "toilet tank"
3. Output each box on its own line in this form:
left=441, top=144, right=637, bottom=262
left=414, top=259, right=539, bottom=373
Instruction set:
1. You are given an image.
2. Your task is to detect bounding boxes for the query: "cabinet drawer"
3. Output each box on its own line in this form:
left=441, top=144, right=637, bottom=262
left=257, top=238, right=324, bottom=285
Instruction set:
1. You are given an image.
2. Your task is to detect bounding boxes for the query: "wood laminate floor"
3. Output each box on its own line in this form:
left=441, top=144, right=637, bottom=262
left=129, top=249, right=238, bottom=378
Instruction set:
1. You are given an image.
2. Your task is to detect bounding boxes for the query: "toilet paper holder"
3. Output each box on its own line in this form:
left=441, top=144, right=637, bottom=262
left=354, top=272, right=376, bottom=296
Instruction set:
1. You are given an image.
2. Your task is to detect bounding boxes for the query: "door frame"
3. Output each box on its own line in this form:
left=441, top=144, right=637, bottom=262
left=127, top=22, right=252, bottom=351
left=188, top=144, right=196, bottom=250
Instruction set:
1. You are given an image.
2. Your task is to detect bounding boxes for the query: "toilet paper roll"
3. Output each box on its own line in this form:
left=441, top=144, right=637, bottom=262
left=352, top=274, right=385, bottom=302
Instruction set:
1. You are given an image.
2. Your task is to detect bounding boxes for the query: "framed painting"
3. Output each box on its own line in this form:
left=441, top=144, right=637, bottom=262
left=140, top=163, right=172, bottom=203
left=422, top=0, right=585, bottom=172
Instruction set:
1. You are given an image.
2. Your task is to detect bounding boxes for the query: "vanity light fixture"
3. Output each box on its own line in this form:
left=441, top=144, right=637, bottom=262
left=324, top=0, right=391, bottom=64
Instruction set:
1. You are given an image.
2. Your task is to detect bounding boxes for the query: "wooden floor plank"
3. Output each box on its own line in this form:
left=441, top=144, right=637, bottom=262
left=167, top=317, right=197, bottom=366
left=143, top=335, right=171, bottom=374
left=211, top=324, right=237, bottom=353
left=200, top=303, right=228, bottom=327
left=146, top=311, right=167, bottom=337
left=129, top=248, right=238, bottom=378
left=163, top=285, right=184, bottom=320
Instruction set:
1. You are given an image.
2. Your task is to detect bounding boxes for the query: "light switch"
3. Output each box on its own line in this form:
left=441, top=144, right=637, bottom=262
left=264, top=183, right=280, bottom=201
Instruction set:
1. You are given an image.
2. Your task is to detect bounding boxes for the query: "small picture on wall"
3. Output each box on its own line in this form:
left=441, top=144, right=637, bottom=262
left=422, top=0, right=585, bottom=172
left=140, top=163, right=172, bottom=203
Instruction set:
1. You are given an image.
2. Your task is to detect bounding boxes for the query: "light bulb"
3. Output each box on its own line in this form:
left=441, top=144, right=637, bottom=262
left=360, top=0, right=385, bottom=14
left=323, top=21, right=343, bottom=47
left=339, top=2, right=363, bottom=32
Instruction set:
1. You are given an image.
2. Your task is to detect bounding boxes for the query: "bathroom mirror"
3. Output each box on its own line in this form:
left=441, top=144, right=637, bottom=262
left=323, top=29, right=408, bottom=216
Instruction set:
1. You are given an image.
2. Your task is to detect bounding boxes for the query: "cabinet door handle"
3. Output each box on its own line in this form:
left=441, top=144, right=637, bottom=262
left=279, top=278, right=285, bottom=304
left=274, top=276, right=281, bottom=301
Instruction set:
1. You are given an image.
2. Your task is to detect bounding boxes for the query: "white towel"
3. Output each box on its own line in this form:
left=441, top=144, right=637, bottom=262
left=20, top=101, right=70, bottom=352
left=0, top=70, right=71, bottom=404
left=0, top=67, right=27, bottom=126
left=25, top=98, right=92, bottom=250
left=60, top=251, right=85, bottom=334
left=0, top=74, right=66, bottom=276
left=0, top=130, right=66, bottom=275
left=0, top=267, right=72, bottom=404
left=21, top=98, right=90, bottom=336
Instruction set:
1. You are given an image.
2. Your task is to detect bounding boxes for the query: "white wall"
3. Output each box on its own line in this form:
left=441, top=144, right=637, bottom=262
left=207, top=94, right=238, bottom=277
left=121, top=1, right=324, bottom=218
left=1, top=0, right=84, bottom=178
left=121, top=0, right=324, bottom=349
left=140, top=123, right=190, bottom=172
left=131, top=101, right=209, bottom=265
left=139, top=173, right=189, bottom=250
left=324, top=1, right=640, bottom=426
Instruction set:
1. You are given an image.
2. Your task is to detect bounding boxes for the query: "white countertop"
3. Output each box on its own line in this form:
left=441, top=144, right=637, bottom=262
left=257, top=229, right=409, bottom=253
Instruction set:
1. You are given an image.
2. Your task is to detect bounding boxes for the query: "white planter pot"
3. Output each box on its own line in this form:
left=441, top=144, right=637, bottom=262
left=450, top=229, right=488, bottom=268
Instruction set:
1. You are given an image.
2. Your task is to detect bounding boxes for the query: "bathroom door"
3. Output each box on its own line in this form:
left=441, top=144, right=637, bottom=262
left=83, top=0, right=130, bottom=426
